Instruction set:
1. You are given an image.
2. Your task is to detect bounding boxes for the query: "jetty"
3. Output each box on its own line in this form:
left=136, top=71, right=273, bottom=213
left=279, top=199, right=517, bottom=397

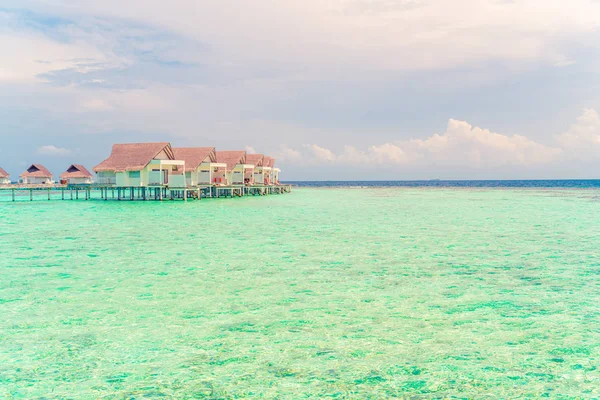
left=0, top=142, right=292, bottom=202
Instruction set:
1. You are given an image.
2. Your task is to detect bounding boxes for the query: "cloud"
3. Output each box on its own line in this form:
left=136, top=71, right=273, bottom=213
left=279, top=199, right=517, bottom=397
left=0, top=2, right=599, bottom=180
left=284, top=114, right=570, bottom=167
left=36, top=145, right=72, bottom=155
left=305, top=144, right=337, bottom=162
left=245, top=146, right=256, bottom=154
left=408, top=118, right=562, bottom=166
left=81, top=98, right=112, bottom=111
left=6, top=0, right=600, bottom=75
left=273, top=145, right=302, bottom=163
left=555, top=109, right=600, bottom=158
left=0, top=33, right=115, bottom=83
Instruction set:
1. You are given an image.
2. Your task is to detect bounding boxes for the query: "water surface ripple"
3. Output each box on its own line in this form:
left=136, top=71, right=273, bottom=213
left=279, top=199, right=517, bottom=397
left=1, top=188, right=599, bottom=398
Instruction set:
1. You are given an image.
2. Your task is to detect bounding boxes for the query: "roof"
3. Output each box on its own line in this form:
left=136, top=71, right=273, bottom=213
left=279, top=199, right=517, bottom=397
left=263, top=156, right=276, bottom=168
left=245, top=154, right=264, bottom=167
left=0, top=167, right=9, bottom=179
left=60, top=164, right=93, bottom=179
left=20, top=164, right=52, bottom=178
left=172, top=147, right=216, bottom=171
left=215, top=151, right=246, bottom=171
left=93, top=142, right=174, bottom=172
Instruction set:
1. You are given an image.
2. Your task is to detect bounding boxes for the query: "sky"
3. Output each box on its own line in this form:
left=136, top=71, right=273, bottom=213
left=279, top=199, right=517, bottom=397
left=1, top=0, right=599, bottom=180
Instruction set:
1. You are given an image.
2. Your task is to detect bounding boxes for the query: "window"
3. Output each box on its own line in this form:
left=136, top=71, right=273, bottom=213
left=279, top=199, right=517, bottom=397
left=129, top=171, right=140, bottom=178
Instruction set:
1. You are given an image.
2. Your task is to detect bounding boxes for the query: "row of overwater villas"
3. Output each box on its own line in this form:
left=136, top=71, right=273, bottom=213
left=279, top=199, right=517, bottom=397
left=0, top=143, right=282, bottom=187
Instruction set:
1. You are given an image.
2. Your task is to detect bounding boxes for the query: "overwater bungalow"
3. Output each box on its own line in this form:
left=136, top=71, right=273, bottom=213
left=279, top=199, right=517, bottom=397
left=215, top=151, right=254, bottom=185
left=255, top=156, right=274, bottom=185
left=93, top=142, right=185, bottom=187
left=20, top=164, right=53, bottom=184
left=245, top=154, right=264, bottom=185
left=272, top=167, right=281, bottom=185
left=0, top=167, right=10, bottom=185
left=172, top=147, right=227, bottom=186
left=60, top=164, right=93, bottom=185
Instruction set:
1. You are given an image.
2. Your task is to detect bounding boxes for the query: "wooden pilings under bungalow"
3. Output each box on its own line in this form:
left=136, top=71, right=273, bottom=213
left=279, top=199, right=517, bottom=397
left=0, top=183, right=292, bottom=202
left=0, top=141, right=291, bottom=202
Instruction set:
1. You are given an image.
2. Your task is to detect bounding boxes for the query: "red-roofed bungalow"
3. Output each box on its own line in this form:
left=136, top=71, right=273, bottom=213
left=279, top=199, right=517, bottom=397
left=172, top=147, right=226, bottom=186
left=215, top=151, right=254, bottom=185
left=60, top=164, right=93, bottom=184
left=256, top=156, right=277, bottom=185
left=0, top=167, right=9, bottom=185
left=245, top=153, right=264, bottom=185
left=93, top=142, right=185, bottom=187
left=20, top=164, right=53, bottom=184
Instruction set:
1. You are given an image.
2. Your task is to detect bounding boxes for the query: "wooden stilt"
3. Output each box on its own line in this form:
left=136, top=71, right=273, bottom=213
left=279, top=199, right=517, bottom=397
left=12, top=188, right=15, bottom=202
left=30, top=189, right=33, bottom=201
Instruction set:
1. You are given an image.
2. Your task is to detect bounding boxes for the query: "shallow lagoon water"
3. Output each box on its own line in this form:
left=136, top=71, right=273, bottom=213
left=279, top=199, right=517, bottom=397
left=1, top=188, right=599, bottom=398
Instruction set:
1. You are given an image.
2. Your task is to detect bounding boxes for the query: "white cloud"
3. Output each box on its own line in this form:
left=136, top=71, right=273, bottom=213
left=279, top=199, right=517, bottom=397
left=36, top=145, right=72, bottom=156
left=10, top=0, right=600, bottom=73
left=273, top=145, right=302, bottom=163
left=408, top=118, right=562, bottom=166
left=0, top=33, right=122, bottom=83
left=245, top=146, right=256, bottom=154
left=305, top=144, right=337, bottom=162
left=284, top=115, right=568, bottom=167
left=81, top=99, right=112, bottom=111
left=555, top=109, right=600, bottom=157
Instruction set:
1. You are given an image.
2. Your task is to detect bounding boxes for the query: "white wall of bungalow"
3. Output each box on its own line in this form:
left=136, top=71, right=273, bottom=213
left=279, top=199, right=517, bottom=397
left=173, top=148, right=227, bottom=187
left=212, top=167, right=228, bottom=185
left=193, top=162, right=228, bottom=186
left=60, top=165, right=94, bottom=185
left=110, top=162, right=186, bottom=187
left=94, top=143, right=186, bottom=188
left=20, top=164, right=54, bottom=184
left=0, top=168, right=10, bottom=185
left=68, top=177, right=92, bottom=184
left=254, top=166, right=271, bottom=184
left=271, top=168, right=281, bottom=184
left=229, top=164, right=255, bottom=185
left=22, top=177, right=50, bottom=184
left=215, top=151, right=249, bottom=186
left=255, top=156, right=277, bottom=185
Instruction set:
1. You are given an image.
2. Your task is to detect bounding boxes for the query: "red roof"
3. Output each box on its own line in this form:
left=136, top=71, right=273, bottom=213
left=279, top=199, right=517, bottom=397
left=60, top=164, right=93, bottom=179
left=20, top=164, right=52, bottom=178
left=262, top=156, right=276, bottom=168
left=0, top=167, right=9, bottom=179
left=94, top=142, right=174, bottom=172
left=172, top=147, right=216, bottom=171
left=245, top=154, right=264, bottom=167
left=216, top=151, right=246, bottom=171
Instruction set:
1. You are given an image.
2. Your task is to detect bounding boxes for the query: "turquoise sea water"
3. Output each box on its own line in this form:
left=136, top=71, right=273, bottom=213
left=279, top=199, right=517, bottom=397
left=1, top=188, right=599, bottom=398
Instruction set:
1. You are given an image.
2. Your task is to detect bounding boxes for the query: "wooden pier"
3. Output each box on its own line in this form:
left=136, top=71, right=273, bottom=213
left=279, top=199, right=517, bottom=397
left=0, top=183, right=292, bottom=202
